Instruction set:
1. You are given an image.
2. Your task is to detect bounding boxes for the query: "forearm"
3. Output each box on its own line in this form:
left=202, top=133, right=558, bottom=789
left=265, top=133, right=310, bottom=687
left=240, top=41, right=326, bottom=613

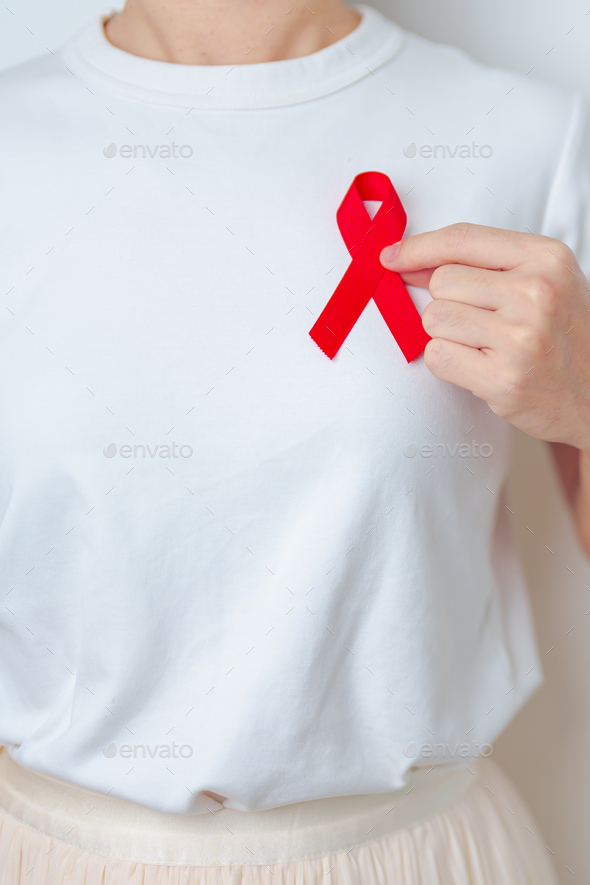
left=550, top=442, right=590, bottom=557
left=574, top=450, right=590, bottom=557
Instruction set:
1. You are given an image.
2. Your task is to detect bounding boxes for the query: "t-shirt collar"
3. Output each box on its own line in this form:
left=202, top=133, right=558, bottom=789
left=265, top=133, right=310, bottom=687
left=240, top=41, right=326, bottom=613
left=61, top=3, right=405, bottom=109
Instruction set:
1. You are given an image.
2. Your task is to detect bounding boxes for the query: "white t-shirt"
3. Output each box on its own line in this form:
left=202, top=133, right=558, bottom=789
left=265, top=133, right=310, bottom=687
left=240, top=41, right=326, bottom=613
left=1, top=3, right=589, bottom=815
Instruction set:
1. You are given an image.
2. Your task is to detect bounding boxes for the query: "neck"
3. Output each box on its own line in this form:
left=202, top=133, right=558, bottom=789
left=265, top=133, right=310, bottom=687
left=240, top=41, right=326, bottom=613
left=104, top=0, right=362, bottom=65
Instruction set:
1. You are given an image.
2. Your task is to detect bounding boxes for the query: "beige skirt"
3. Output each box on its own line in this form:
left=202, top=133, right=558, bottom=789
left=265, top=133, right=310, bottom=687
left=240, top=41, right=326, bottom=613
left=0, top=747, right=559, bottom=884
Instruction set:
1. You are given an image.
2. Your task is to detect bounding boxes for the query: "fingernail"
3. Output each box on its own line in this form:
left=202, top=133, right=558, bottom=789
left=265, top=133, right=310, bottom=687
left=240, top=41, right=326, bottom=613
left=380, top=242, right=401, bottom=264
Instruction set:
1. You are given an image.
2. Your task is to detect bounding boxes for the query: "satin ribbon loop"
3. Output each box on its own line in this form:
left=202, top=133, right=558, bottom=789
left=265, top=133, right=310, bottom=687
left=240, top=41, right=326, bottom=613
left=309, top=171, right=431, bottom=362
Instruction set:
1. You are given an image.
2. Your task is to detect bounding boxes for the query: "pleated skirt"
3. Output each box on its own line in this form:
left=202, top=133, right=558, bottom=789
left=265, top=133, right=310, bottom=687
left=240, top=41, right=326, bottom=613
left=0, top=747, right=559, bottom=884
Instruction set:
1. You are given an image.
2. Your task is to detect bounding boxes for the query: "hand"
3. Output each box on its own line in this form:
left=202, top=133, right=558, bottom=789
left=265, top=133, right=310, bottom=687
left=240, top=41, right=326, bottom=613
left=380, top=223, right=590, bottom=452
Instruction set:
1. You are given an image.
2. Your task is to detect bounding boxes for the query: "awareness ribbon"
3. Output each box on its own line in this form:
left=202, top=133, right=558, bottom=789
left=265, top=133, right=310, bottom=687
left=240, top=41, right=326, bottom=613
left=309, top=171, right=431, bottom=362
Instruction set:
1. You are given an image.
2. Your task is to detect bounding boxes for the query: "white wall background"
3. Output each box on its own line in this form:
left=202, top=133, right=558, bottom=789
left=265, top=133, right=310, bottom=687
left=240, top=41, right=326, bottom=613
left=2, top=1, right=590, bottom=882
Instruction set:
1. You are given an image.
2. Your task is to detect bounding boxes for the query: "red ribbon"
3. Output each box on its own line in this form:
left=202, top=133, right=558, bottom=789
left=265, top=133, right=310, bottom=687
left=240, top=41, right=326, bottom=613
left=309, top=171, right=430, bottom=362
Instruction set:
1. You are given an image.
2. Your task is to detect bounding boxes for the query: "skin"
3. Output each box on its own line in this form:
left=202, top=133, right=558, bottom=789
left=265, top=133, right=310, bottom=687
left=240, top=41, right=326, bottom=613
left=380, top=227, right=590, bottom=557
left=104, top=0, right=361, bottom=65
left=104, top=2, right=590, bottom=556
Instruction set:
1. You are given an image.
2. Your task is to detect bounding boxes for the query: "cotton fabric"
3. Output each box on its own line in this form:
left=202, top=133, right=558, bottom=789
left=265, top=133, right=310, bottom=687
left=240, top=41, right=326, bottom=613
left=1, top=3, right=589, bottom=815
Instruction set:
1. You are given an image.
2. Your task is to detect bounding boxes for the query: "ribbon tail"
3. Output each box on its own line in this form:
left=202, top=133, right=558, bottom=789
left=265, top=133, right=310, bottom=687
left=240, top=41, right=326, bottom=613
left=373, top=272, right=431, bottom=363
left=309, top=261, right=377, bottom=359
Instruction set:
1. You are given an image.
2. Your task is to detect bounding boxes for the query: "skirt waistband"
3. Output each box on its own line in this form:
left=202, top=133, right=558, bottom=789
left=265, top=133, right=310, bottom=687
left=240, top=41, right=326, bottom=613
left=0, top=747, right=479, bottom=866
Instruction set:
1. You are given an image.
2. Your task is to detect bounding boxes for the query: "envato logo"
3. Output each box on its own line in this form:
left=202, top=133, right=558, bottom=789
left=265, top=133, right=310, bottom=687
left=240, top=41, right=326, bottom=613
left=403, top=441, right=493, bottom=458
left=403, top=142, right=493, bottom=159
left=103, top=442, right=194, bottom=458
left=104, top=742, right=193, bottom=759
left=103, top=142, right=194, bottom=159
left=403, top=741, right=493, bottom=759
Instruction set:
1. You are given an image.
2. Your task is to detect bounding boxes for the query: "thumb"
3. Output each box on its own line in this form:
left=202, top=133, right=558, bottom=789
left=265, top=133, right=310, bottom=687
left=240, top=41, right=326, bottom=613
left=380, top=241, right=402, bottom=265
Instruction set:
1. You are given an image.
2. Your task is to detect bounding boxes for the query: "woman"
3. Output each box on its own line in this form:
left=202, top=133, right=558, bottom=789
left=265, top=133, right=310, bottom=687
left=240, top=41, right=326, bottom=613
left=1, top=0, right=589, bottom=881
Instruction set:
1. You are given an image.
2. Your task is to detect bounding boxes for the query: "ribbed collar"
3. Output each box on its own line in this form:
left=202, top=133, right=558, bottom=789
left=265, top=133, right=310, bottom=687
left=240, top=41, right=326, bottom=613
left=61, top=4, right=405, bottom=109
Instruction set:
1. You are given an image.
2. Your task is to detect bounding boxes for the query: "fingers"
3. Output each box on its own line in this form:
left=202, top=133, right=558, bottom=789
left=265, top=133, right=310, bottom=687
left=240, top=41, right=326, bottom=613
left=422, top=299, right=502, bottom=350
left=428, top=264, right=506, bottom=309
left=398, top=268, right=437, bottom=289
left=380, top=223, right=532, bottom=274
left=424, top=337, right=494, bottom=398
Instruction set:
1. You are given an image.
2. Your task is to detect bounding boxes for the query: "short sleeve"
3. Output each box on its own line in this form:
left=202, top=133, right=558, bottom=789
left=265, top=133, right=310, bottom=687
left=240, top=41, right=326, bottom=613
left=540, top=94, right=590, bottom=279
